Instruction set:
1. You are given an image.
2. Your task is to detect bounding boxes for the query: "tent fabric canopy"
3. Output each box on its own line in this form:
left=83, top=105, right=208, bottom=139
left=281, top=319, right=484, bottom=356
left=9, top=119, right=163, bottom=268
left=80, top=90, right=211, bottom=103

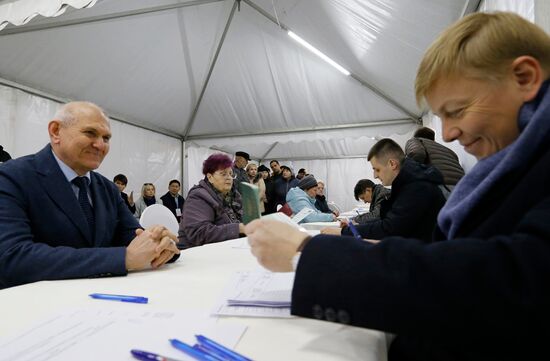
left=4, top=0, right=536, bottom=208
left=0, top=0, right=474, bottom=161
left=0, top=0, right=96, bottom=30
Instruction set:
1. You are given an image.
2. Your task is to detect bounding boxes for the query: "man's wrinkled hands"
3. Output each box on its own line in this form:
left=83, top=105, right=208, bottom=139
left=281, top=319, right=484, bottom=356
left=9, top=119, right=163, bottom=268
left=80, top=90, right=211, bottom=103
left=126, top=225, right=180, bottom=271
left=245, top=219, right=308, bottom=272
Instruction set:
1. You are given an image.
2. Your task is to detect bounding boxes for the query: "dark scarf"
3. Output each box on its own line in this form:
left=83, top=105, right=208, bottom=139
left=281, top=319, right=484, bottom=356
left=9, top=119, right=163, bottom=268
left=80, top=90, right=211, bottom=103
left=206, top=179, right=242, bottom=223
left=143, top=196, right=157, bottom=207
left=438, top=80, right=550, bottom=239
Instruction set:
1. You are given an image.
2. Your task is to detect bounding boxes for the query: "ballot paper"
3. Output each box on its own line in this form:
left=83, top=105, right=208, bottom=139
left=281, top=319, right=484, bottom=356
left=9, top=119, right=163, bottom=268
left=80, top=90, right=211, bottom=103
left=291, top=207, right=314, bottom=224
left=0, top=307, right=246, bottom=361
left=213, top=271, right=295, bottom=318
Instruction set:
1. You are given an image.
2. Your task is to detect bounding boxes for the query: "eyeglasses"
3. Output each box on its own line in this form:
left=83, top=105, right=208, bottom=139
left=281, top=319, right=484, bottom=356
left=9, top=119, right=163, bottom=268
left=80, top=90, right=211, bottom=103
left=143, top=183, right=153, bottom=186
left=214, top=171, right=237, bottom=179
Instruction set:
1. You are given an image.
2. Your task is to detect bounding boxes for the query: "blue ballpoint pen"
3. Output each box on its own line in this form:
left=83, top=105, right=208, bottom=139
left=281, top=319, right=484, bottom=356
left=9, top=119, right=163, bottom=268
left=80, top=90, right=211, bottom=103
left=346, top=218, right=363, bottom=240
left=193, top=345, right=225, bottom=361
left=131, top=349, right=184, bottom=361
left=195, top=335, right=253, bottom=361
left=170, top=339, right=219, bottom=361
left=89, top=293, right=148, bottom=304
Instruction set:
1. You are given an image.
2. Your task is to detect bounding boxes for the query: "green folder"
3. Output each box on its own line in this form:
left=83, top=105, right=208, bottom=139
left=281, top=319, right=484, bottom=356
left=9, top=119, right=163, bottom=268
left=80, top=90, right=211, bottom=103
left=239, top=182, right=262, bottom=224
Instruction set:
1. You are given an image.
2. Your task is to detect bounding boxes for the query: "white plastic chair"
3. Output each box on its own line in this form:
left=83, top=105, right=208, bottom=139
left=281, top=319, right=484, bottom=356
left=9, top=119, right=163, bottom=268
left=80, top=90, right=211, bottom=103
left=139, top=204, right=179, bottom=235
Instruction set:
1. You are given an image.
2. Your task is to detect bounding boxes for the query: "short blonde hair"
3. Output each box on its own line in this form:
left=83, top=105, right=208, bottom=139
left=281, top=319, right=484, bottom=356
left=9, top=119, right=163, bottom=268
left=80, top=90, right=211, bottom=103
left=141, top=183, right=155, bottom=196
left=415, top=11, right=550, bottom=107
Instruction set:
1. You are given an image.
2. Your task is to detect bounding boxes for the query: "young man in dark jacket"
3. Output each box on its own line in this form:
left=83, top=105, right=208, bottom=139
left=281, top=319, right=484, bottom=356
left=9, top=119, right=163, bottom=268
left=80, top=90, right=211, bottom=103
left=352, top=179, right=390, bottom=223
left=323, top=138, right=445, bottom=242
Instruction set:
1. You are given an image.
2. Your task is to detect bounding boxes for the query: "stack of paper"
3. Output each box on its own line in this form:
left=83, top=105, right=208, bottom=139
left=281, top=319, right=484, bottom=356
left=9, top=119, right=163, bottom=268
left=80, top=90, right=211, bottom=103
left=227, top=273, right=293, bottom=308
left=213, top=271, right=295, bottom=318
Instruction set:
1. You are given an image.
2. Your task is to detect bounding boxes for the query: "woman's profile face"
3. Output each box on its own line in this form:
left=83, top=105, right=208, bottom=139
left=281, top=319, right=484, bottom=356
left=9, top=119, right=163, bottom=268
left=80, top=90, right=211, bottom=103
left=426, top=75, right=523, bottom=160
left=207, top=167, right=234, bottom=194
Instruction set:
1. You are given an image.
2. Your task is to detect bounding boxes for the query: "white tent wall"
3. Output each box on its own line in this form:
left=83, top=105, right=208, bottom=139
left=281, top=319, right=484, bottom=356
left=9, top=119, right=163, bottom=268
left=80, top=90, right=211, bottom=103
left=479, top=0, right=534, bottom=18
left=0, top=84, right=182, bottom=198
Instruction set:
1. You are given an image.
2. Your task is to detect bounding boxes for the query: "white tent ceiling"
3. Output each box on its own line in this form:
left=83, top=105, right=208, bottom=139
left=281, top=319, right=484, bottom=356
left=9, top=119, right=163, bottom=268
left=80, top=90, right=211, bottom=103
left=0, top=0, right=480, bottom=161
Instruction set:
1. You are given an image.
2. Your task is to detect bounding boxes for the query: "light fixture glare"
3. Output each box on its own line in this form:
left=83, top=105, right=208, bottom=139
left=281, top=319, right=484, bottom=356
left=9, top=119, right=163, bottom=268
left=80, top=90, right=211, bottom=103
left=288, top=31, right=350, bottom=76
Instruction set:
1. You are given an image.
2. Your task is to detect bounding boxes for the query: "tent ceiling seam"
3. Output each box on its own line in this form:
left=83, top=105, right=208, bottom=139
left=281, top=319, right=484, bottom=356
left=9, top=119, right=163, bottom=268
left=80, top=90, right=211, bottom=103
left=461, top=0, right=482, bottom=17
left=259, top=141, right=279, bottom=163
left=182, top=0, right=238, bottom=140
left=187, top=118, right=415, bottom=140
left=0, top=0, right=225, bottom=36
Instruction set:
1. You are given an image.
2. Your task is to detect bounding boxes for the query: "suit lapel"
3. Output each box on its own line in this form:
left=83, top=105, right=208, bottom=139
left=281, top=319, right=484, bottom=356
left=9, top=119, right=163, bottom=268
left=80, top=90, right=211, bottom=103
left=35, top=145, right=93, bottom=245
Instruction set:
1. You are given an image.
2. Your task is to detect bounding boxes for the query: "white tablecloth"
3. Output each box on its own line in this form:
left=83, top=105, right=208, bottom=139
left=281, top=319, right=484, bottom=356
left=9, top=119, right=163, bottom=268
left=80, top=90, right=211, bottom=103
left=0, top=238, right=388, bottom=361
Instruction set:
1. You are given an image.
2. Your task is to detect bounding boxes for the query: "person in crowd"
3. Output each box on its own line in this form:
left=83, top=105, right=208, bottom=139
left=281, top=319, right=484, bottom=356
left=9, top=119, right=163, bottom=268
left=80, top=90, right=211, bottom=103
left=323, top=138, right=445, bottom=242
left=351, top=179, right=390, bottom=224
left=269, top=160, right=282, bottom=178
left=273, top=165, right=299, bottom=208
left=246, top=163, right=266, bottom=214
left=314, top=180, right=339, bottom=217
left=160, top=179, right=185, bottom=223
left=245, top=12, right=550, bottom=360
left=264, top=160, right=282, bottom=214
left=113, top=173, right=136, bottom=214
left=0, top=145, right=11, bottom=163
left=405, top=126, right=465, bottom=197
left=178, top=153, right=244, bottom=249
left=258, top=164, right=271, bottom=214
left=296, top=168, right=307, bottom=180
left=0, top=101, right=179, bottom=289
left=286, top=175, right=336, bottom=223
left=134, top=183, right=162, bottom=220
left=232, top=151, right=250, bottom=191
left=258, top=164, right=270, bottom=180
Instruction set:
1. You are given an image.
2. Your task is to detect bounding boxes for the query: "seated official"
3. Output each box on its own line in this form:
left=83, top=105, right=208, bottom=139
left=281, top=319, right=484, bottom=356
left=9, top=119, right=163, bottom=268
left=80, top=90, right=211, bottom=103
left=178, top=154, right=245, bottom=249
left=286, top=175, right=336, bottom=223
left=246, top=12, right=550, bottom=361
left=0, top=102, right=179, bottom=289
left=352, top=179, right=390, bottom=224
left=323, top=138, right=445, bottom=242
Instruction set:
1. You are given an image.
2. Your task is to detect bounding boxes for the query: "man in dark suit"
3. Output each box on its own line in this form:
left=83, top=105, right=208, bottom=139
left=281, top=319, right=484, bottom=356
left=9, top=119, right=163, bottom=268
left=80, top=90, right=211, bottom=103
left=0, top=101, right=179, bottom=289
left=161, top=179, right=185, bottom=223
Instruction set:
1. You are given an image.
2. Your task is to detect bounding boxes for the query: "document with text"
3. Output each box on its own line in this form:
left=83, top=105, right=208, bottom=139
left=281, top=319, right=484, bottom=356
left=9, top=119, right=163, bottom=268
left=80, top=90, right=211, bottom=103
left=0, top=307, right=246, bottom=361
